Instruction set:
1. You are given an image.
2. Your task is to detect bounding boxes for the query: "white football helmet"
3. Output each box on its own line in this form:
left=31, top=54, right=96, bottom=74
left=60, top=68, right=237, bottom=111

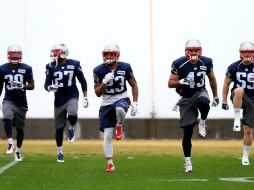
left=7, top=44, right=22, bottom=64
left=102, top=43, right=120, bottom=64
left=185, top=39, right=202, bottom=61
left=50, top=43, right=69, bottom=60
left=239, top=41, right=254, bottom=62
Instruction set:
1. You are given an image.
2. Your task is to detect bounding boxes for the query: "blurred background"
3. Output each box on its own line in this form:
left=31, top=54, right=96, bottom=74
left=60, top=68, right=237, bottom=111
left=0, top=0, right=252, bottom=139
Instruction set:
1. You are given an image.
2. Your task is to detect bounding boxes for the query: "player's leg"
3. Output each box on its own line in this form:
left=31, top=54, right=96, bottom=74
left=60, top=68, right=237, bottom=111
left=114, top=98, right=130, bottom=140
left=232, top=88, right=244, bottom=131
left=242, top=125, right=252, bottom=165
left=99, top=105, right=116, bottom=172
left=182, top=124, right=194, bottom=173
left=66, top=98, right=78, bottom=143
left=103, top=128, right=115, bottom=172
left=2, top=101, right=15, bottom=154
left=15, top=128, right=24, bottom=161
left=13, top=106, right=27, bottom=161
left=196, top=96, right=210, bottom=138
left=55, top=105, right=66, bottom=162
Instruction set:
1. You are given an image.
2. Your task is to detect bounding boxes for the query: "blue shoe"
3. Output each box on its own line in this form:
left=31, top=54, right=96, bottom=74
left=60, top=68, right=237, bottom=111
left=6, top=144, right=14, bottom=154
left=57, top=153, right=64, bottom=163
left=15, top=152, right=22, bottom=161
left=68, top=127, right=75, bottom=143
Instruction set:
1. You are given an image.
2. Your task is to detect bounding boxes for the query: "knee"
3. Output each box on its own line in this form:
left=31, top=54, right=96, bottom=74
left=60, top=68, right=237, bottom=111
left=198, top=97, right=210, bottom=104
left=68, top=115, right=77, bottom=126
left=16, top=128, right=24, bottom=134
left=244, top=126, right=253, bottom=137
left=197, top=97, right=210, bottom=106
left=56, top=127, right=64, bottom=134
left=116, top=107, right=126, bottom=115
left=104, top=129, right=113, bottom=143
left=234, top=88, right=244, bottom=98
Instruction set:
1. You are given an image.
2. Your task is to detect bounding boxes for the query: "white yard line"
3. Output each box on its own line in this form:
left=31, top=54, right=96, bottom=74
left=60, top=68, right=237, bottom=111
left=0, top=161, right=18, bottom=174
left=157, top=179, right=208, bottom=182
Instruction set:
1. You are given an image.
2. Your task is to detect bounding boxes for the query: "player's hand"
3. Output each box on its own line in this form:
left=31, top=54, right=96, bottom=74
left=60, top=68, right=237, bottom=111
left=212, top=97, right=219, bottom=107
left=11, top=80, right=24, bottom=90
left=102, top=72, right=114, bottom=85
left=48, top=84, right=58, bottom=92
left=130, top=101, right=138, bottom=116
left=179, top=78, right=191, bottom=85
left=222, top=102, right=229, bottom=110
left=83, top=97, right=89, bottom=108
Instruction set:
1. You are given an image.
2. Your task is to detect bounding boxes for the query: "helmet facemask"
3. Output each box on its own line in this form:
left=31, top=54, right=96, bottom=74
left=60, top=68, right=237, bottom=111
left=102, top=43, right=120, bottom=65
left=102, top=51, right=120, bottom=64
left=50, top=44, right=69, bottom=61
left=239, top=42, right=254, bottom=62
left=185, top=48, right=202, bottom=61
left=7, top=44, right=22, bottom=64
left=185, top=39, right=202, bottom=61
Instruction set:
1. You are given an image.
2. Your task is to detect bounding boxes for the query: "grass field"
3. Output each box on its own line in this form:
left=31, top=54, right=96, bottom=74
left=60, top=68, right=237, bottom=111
left=0, top=140, right=253, bottom=190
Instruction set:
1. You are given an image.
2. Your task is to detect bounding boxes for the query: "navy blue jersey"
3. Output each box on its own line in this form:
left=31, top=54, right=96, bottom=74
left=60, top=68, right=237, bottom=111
left=171, top=56, right=213, bottom=98
left=93, top=62, right=133, bottom=96
left=44, top=59, right=87, bottom=107
left=0, top=63, right=33, bottom=108
left=225, top=60, right=254, bottom=98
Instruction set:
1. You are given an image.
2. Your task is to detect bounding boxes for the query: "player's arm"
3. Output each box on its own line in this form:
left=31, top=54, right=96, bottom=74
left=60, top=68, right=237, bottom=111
left=94, top=83, right=107, bottom=97
left=222, top=76, right=232, bottom=103
left=24, top=79, right=34, bottom=90
left=93, top=71, right=114, bottom=97
left=168, top=73, right=180, bottom=88
left=0, top=79, right=3, bottom=96
left=78, top=74, right=88, bottom=96
left=128, top=76, right=138, bottom=102
left=207, top=71, right=218, bottom=97
left=44, top=66, right=54, bottom=91
left=76, top=63, right=88, bottom=94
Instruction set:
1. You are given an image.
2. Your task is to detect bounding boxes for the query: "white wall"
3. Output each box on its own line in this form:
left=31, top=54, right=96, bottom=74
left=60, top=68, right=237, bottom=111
left=0, top=0, right=253, bottom=118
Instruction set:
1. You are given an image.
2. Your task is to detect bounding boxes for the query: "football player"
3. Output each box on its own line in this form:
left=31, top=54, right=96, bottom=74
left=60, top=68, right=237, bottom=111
left=222, top=41, right=254, bottom=166
left=44, top=43, right=88, bottom=162
left=168, top=39, right=219, bottom=173
left=93, top=43, right=139, bottom=172
left=0, top=44, right=34, bottom=161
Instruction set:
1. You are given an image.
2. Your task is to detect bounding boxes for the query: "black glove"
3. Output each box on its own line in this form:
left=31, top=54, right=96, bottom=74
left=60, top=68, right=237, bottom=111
left=222, top=102, right=229, bottom=110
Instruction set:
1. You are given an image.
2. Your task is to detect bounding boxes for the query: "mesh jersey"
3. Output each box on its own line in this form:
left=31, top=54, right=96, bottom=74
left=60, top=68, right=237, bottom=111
left=225, top=60, right=254, bottom=98
left=0, top=63, right=33, bottom=108
left=171, top=56, right=213, bottom=98
left=44, top=59, right=87, bottom=107
left=93, top=61, right=133, bottom=106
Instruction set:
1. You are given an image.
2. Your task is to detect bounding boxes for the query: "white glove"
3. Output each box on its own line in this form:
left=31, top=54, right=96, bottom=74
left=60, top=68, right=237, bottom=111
left=11, top=80, right=24, bottom=90
left=179, top=78, right=192, bottom=85
left=48, top=84, right=58, bottom=92
left=130, top=101, right=138, bottom=116
left=83, top=97, right=89, bottom=108
left=102, top=72, right=114, bottom=85
left=212, top=97, right=219, bottom=107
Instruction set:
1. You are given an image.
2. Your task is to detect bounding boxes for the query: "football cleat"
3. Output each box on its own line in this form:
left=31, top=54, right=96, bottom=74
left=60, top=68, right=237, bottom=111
left=198, top=120, right=207, bottom=138
left=15, top=152, right=22, bottom=161
left=184, top=161, right=192, bottom=173
left=242, top=157, right=250, bottom=166
left=233, top=119, right=241, bottom=131
left=115, top=124, right=123, bottom=140
left=105, top=163, right=115, bottom=172
left=68, top=126, right=75, bottom=143
left=57, top=153, right=64, bottom=163
left=6, top=144, right=14, bottom=154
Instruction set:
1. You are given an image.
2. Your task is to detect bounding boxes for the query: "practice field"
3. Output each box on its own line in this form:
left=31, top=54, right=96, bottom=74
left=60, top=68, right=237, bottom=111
left=0, top=140, right=253, bottom=190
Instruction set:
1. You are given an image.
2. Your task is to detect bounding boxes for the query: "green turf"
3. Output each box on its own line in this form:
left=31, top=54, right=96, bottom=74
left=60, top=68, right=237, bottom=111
left=0, top=155, right=253, bottom=190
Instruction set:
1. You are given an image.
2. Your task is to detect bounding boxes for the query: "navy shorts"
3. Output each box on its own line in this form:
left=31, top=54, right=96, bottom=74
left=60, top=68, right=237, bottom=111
left=99, top=98, right=130, bottom=132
